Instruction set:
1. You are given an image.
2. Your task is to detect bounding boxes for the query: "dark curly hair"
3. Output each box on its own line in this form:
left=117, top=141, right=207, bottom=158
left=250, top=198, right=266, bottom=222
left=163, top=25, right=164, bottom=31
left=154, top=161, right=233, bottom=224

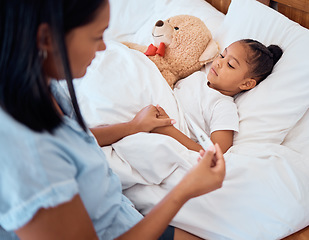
left=240, top=39, right=283, bottom=84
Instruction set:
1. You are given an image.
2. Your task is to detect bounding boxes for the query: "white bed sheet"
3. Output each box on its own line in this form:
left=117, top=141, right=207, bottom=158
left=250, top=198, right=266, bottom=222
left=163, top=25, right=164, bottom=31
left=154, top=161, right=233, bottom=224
left=73, top=0, right=309, bottom=239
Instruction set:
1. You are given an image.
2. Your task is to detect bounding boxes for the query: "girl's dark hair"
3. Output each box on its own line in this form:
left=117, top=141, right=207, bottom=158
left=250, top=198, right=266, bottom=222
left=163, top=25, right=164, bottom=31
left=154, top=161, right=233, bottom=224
left=240, top=39, right=283, bottom=84
left=0, top=0, right=106, bottom=132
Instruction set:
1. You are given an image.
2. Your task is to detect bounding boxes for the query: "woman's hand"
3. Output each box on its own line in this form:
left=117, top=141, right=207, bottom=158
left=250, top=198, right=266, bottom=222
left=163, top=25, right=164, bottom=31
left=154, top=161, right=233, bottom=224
left=116, top=143, right=225, bottom=240
left=130, top=105, right=175, bottom=133
left=91, top=104, right=174, bottom=147
left=177, top=143, right=226, bottom=200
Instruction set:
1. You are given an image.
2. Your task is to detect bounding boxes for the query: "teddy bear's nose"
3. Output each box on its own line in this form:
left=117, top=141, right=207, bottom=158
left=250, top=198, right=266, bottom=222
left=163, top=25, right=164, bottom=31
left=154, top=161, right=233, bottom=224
left=155, top=20, right=164, bottom=27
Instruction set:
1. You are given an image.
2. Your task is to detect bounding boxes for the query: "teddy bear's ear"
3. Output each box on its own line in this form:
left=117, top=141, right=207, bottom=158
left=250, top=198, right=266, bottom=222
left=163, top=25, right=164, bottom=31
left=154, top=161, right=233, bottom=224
left=199, top=39, right=220, bottom=65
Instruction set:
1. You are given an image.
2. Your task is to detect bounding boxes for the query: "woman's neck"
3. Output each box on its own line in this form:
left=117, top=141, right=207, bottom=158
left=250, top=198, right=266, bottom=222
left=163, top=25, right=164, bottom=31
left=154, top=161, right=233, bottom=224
left=48, top=77, right=64, bottom=116
left=52, top=96, right=64, bottom=116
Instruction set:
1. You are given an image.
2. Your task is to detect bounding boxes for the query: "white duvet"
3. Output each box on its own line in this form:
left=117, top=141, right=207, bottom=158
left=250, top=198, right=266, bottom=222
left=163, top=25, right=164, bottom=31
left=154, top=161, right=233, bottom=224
left=73, top=0, right=309, bottom=239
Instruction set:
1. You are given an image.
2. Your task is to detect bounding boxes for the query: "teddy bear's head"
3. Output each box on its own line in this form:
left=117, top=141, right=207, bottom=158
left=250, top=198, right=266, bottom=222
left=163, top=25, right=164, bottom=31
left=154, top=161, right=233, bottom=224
left=150, top=15, right=219, bottom=87
left=152, top=15, right=212, bottom=55
left=123, top=15, right=219, bottom=88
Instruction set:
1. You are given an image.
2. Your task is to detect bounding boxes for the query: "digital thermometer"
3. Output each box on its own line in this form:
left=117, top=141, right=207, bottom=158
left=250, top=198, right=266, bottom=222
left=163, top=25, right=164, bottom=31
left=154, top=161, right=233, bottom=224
left=185, top=113, right=216, bottom=153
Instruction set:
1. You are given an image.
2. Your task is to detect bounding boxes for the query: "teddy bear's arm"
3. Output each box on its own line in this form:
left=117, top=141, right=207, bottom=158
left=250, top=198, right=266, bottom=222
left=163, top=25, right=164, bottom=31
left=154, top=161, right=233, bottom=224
left=122, top=42, right=148, bottom=53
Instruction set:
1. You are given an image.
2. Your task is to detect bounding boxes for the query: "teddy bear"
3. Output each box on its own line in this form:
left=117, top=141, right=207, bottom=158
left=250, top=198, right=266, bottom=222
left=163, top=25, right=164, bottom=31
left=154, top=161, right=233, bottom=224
left=122, top=15, right=220, bottom=88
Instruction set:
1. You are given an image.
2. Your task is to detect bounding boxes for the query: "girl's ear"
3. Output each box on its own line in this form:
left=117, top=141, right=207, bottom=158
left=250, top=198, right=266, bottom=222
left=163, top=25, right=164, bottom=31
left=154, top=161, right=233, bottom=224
left=239, top=78, right=256, bottom=90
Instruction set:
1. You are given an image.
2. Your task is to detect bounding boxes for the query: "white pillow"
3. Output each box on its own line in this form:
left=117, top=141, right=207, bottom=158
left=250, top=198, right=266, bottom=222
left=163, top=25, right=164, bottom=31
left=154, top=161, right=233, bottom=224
left=105, top=0, right=155, bottom=41
left=105, top=0, right=225, bottom=45
left=213, top=0, right=309, bottom=146
left=282, top=109, right=309, bottom=156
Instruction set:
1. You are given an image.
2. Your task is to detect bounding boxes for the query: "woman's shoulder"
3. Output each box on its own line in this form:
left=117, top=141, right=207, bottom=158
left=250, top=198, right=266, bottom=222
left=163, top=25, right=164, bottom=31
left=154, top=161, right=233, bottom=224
left=0, top=107, right=71, bottom=162
left=0, top=107, right=36, bottom=144
left=0, top=108, right=81, bottom=231
left=0, top=107, right=79, bottom=172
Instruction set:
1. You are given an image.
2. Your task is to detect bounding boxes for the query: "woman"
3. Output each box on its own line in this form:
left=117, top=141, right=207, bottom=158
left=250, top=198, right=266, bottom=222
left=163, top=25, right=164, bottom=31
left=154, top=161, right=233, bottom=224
left=0, top=0, right=225, bottom=239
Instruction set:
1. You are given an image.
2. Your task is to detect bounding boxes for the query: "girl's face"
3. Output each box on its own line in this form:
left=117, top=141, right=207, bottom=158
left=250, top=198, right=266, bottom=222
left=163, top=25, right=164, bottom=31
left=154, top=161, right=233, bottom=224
left=65, top=2, right=110, bottom=78
left=207, top=41, right=254, bottom=96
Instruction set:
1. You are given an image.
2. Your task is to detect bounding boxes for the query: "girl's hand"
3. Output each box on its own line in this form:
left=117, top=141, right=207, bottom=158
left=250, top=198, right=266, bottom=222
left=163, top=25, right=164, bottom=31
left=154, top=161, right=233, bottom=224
left=130, top=105, right=175, bottom=133
left=155, top=104, right=169, bottom=119
left=177, top=143, right=226, bottom=200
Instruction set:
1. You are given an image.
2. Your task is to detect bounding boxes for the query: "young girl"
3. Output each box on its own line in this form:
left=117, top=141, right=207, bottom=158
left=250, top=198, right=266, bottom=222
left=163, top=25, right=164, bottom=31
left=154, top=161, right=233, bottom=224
left=0, top=0, right=225, bottom=239
left=150, top=39, right=283, bottom=153
left=93, top=39, right=283, bottom=154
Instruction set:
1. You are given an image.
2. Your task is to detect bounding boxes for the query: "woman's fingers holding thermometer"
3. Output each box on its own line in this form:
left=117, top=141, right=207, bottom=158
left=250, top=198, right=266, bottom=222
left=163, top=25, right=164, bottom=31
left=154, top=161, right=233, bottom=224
left=198, top=144, right=224, bottom=168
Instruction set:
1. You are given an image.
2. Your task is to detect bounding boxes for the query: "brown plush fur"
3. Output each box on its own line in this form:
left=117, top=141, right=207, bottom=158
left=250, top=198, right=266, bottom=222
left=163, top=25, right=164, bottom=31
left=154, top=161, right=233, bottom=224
left=123, top=15, right=220, bottom=88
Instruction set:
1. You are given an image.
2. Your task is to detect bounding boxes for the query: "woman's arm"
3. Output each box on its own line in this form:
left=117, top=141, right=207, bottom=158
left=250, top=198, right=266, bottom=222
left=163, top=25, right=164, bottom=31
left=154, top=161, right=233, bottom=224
left=116, top=144, right=225, bottom=240
left=91, top=105, right=174, bottom=147
left=15, top=145, right=225, bottom=240
left=15, top=195, right=98, bottom=240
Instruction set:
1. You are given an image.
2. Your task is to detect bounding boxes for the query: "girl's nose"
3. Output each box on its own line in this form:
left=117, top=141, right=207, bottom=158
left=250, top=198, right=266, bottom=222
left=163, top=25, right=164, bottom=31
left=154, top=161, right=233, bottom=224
left=215, top=58, right=222, bottom=68
left=98, top=40, right=106, bottom=51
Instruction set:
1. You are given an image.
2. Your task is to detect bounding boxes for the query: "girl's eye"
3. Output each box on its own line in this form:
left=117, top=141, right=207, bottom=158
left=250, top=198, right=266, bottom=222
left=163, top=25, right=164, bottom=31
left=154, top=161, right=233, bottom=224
left=220, top=54, right=224, bottom=58
left=94, top=34, right=103, bottom=41
left=228, top=63, right=235, bottom=69
left=174, top=27, right=179, bottom=30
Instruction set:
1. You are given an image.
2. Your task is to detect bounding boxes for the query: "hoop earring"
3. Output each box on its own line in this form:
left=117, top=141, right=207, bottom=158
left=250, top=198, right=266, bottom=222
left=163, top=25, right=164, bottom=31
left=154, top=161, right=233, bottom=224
left=39, top=49, right=48, bottom=60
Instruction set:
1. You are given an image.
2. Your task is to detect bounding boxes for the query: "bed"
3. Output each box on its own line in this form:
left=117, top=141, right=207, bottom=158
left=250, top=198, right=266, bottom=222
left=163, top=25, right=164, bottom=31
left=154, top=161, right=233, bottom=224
left=71, top=0, right=309, bottom=239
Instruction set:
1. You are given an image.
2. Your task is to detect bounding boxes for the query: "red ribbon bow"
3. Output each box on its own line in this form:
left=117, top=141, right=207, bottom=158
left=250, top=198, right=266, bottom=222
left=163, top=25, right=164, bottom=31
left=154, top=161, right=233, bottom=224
left=145, top=42, right=165, bottom=57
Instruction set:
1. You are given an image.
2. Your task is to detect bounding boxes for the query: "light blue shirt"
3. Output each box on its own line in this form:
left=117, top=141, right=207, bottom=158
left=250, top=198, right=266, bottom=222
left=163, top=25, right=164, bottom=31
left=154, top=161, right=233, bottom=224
left=0, top=81, right=142, bottom=239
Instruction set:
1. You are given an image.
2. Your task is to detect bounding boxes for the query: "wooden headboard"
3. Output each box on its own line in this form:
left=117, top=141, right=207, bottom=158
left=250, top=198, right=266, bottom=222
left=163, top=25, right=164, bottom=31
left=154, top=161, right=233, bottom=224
left=205, top=0, right=309, bottom=29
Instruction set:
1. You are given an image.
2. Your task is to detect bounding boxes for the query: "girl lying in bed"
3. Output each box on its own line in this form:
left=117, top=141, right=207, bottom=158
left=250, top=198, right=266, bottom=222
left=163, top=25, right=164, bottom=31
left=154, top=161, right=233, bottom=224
left=91, top=39, right=283, bottom=153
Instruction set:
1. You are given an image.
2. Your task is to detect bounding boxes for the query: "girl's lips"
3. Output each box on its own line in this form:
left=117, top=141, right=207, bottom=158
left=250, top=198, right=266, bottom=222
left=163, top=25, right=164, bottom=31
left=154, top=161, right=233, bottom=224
left=210, top=67, right=218, bottom=76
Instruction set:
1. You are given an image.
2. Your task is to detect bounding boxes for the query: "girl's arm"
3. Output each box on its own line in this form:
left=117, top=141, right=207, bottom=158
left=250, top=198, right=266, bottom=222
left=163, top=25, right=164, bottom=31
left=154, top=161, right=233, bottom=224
left=91, top=105, right=174, bottom=147
left=153, top=127, right=233, bottom=153
left=210, top=130, right=234, bottom=154
left=151, top=105, right=203, bottom=152
left=151, top=124, right=203, bottom=152
left=152, top=106, right=233, bottom=153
